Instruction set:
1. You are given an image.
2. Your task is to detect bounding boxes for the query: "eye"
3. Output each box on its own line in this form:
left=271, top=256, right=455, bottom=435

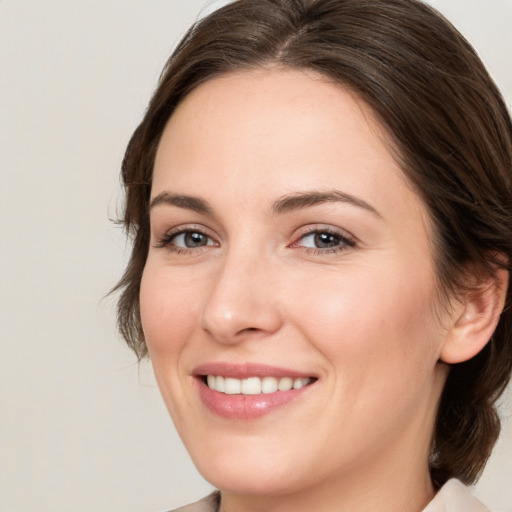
left=155, top=227, right=218, bottom=253
left=291, top=227, right=356, bottom=254
left=172, top=231, right=213, bottom=248
left=301, top=232, right=344, bottom=249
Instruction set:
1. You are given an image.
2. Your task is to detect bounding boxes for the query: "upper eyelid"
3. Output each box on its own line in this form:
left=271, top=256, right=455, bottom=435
left=291, top=224, right=357, bottom=242
left=150, top=215, right=223, bottom=237
left=158, top=223, right=215, bottom=238
left=153, top=224, right=219, bottom=249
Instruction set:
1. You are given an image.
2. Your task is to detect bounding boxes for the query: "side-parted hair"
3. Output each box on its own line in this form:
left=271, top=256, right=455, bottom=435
left=115, top=0, right=512, bottom=489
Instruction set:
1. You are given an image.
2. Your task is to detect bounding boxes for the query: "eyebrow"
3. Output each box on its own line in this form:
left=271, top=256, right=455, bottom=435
left=149, top=192, right=213, bottom=214
left=271, top=190, right=381, bottom=218
left=149, top=189, right=381, bottom=218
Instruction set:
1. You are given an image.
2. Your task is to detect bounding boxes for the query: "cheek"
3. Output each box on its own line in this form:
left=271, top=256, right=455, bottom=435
left=139, top=264, right=201, bottom=358
left=139, top=263, right=208, bottom=425
left=287, top=261, right=442, bottom=381
left=285, top=264, right=444, bottom=450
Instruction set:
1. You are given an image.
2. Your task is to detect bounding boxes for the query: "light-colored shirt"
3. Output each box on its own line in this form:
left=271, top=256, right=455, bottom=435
left=168, top=479, right=490, bottom=512
left=423, top=479, right=490, bottom=512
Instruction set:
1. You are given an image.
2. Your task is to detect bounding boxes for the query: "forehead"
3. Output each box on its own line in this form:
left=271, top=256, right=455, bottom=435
left=159, top=68, right=384, bottom=148
left=152, top=68, right=427, bottom=227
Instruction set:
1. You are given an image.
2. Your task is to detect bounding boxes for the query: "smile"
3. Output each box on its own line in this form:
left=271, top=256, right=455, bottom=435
left=205, top=375, right=314, bottom=395
left=194, top=364, right=318, bottom=419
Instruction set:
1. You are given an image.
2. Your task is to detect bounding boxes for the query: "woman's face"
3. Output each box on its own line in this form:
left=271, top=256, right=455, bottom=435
left=140, top=69, right=452, bottom=497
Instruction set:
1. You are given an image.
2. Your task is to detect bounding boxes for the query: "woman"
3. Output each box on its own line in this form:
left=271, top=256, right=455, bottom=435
left=115, top=0, right=512, bottom=510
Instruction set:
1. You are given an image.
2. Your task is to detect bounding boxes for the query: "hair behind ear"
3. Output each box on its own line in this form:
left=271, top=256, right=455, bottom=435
left=431, top=263, right=510, bottom=486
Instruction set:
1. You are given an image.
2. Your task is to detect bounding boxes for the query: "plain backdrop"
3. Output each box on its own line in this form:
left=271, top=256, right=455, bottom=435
left=1, top=1, right=511, bottom=511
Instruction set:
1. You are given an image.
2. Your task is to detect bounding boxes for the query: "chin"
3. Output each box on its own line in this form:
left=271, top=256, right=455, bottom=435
left=186, top=440, right=305, bottom=495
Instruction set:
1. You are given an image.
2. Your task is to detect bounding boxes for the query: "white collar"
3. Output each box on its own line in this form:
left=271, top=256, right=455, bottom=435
left=422, top=479, right=490, bottom=512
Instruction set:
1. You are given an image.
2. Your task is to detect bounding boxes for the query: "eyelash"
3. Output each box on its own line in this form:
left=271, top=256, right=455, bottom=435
left=154, top=226, right=356, bottom=255
left=289, top=226, right=356, bottom=255
left=154, top=226, right=216, bottom=255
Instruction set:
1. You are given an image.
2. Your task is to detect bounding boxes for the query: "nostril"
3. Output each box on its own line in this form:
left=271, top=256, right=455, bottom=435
left=238, top=327, right=261, bottom=335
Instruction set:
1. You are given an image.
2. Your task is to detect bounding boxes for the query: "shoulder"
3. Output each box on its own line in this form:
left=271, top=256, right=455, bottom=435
left=423, top=479, right=491, bottom=512
left=167, top=492, right=219, bottom=512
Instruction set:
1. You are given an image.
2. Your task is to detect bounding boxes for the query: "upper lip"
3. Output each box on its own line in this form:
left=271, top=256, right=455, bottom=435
left=193, top=362, right=316, bottom=379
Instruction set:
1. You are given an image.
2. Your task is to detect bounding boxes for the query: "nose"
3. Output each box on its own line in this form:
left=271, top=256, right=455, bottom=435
left=200, top=251, right=284, bottom=344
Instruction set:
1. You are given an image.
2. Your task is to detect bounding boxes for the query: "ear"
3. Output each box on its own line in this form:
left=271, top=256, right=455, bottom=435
left=440, top=268, right=509, bottom=364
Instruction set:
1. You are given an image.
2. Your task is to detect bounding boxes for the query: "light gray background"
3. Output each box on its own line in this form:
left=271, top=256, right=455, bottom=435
left=1, top=1, right=511, bottom=511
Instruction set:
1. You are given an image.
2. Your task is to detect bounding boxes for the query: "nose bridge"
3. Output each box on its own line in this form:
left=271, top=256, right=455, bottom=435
left=200, top=241, right=282, bottom=343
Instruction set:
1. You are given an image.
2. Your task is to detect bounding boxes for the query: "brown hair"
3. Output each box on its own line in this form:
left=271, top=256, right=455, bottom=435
left=115, top=0, right=512, bottom=488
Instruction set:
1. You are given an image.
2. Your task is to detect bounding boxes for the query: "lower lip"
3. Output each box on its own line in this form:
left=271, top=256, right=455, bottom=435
left=197, top=379, right=313, bottom=420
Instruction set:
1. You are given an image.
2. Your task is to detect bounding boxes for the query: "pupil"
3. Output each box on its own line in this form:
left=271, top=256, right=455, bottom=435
left=315, top=232, right=338, bottom=248
left=185, top=232, right=206, bottom=247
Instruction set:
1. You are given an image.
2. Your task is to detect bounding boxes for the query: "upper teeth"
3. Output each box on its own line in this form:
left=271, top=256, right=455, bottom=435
left=206, top=375, right=312, bottom=395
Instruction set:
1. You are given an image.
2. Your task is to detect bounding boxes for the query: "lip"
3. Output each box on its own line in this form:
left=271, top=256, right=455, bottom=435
left=193, top=362, right=315, bottom=379
left=193, top=362, right=317, bottom=420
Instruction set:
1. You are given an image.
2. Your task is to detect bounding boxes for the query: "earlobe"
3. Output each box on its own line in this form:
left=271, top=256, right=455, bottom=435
left=440, top=268, right=508, bottom=364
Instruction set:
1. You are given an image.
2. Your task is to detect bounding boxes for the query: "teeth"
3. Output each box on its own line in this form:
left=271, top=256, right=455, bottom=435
left=261, top=376, right=278, bottom=394
left=293, top=378, right=310, bottom=389
left=205, top=375, right=313, bottom=395
left=278, top=377, right=293, bottom=391
left=224, top=377, right=241, bottom=394
left=215, top=376, right=225, bottom=393
left=241, top=377, right=261, bottom=395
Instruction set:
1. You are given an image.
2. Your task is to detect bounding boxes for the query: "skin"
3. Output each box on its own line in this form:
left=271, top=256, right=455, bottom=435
left=140, top=68, right=476, bottom=512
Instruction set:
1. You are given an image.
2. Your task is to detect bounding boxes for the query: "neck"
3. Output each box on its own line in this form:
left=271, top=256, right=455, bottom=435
left=219, top=406, right=439, bottom=512
left=220, top=466, right=435, bottom=512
